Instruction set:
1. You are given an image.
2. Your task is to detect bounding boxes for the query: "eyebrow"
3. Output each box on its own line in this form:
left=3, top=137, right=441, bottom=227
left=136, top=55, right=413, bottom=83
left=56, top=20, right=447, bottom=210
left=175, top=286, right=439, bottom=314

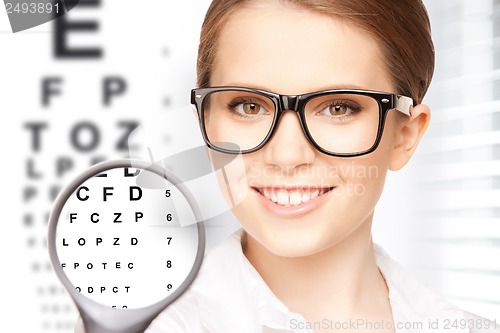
left=215, top=82, right=373, bottom=94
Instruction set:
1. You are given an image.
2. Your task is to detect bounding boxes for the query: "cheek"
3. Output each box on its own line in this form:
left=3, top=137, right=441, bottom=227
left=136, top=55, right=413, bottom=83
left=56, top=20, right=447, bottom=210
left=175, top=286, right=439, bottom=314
left=336, top=128, right=395, bottom=205
left=338, top=161, right=384, bottom=197
left=320, top=155, right=387, bottom=231
left=333, top=157, right=387, bottom=228
left=221, top=156, right=271, bottom=239
left=209, top=150, right=250, bottom=210
left=335, top=115, right=401, bottom=210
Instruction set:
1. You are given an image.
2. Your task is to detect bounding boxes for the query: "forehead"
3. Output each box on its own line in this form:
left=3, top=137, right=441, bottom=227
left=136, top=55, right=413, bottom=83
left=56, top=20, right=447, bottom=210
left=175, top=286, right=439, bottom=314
left=211, top=3, right=393, bottom=94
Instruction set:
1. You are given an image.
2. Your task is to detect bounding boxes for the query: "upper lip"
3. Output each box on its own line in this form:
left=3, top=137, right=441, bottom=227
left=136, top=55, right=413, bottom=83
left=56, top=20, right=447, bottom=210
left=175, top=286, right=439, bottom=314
left=251, top=185, right=335, bottom=191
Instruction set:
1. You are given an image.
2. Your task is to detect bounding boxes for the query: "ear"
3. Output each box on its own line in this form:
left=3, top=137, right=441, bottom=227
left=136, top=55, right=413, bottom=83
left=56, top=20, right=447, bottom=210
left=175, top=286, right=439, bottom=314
left=389, top=104, right=430, bottom=171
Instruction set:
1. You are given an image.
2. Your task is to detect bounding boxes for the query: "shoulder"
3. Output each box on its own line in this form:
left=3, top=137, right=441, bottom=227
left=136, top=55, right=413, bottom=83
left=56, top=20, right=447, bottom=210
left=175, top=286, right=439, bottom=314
left=374, top=244, right=499, bottom=333
left=146, top=292, right=205, bottom=333
left=464, top=311, right=500, bottom=333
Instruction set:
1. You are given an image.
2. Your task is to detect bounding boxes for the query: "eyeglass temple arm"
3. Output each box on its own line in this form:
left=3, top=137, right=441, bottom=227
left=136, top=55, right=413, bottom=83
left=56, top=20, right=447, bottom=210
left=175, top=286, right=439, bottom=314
left=395, top=95, right=413, bottom=116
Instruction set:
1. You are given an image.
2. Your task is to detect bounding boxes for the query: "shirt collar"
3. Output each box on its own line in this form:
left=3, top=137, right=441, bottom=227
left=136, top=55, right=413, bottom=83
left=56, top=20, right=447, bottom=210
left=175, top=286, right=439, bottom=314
left=235, top=230, right=298, bottom=330
left=195, top=229, right=468, bottom=332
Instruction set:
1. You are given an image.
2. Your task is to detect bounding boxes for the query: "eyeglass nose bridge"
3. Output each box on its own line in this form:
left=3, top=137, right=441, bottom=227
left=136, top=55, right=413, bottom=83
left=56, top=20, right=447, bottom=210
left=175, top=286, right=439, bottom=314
left=278, top=94, right=300, bottom=113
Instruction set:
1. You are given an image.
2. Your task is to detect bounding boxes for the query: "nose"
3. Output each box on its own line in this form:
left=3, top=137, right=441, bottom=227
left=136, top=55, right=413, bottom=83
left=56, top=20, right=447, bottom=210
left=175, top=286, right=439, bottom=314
left=262, top=111, right=316, bottom=172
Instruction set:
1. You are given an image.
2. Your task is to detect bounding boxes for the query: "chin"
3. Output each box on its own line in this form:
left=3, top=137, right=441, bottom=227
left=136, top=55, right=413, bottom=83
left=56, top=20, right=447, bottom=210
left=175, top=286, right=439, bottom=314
left=262, top=235, right=336, bottom=258
left=233, top=206, right=354, bottom=258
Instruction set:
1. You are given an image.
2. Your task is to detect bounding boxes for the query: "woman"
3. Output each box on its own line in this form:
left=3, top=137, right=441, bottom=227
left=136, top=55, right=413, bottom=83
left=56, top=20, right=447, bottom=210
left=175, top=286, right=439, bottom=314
left=147, top=0, right=499, bottom=332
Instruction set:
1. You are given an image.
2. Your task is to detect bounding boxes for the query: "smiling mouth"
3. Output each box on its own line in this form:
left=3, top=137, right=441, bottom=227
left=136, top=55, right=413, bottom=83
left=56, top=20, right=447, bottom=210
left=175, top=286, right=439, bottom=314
left=252, top=187, right=335, bottom=206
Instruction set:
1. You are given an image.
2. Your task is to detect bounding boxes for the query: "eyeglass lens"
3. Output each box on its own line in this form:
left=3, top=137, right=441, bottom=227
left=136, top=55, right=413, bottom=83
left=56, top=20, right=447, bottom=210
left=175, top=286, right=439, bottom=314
left=202, top=90, right=381, bottom=154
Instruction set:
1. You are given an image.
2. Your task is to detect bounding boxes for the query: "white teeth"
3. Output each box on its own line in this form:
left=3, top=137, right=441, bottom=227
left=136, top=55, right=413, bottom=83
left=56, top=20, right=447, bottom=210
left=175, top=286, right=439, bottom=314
left=277, top=190, right=289, bottom=205
left=302, top=191, right=311, bottom=203
left=271, top=190, right=277, bottom=203
left=259, top=188, right=331, bottom=206
left=289, top=191, right=302, bottom=205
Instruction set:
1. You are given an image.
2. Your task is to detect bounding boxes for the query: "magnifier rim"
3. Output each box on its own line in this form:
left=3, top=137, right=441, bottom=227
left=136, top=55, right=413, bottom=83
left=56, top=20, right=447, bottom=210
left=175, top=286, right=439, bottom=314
left=47, top=159, right=206, bottom=333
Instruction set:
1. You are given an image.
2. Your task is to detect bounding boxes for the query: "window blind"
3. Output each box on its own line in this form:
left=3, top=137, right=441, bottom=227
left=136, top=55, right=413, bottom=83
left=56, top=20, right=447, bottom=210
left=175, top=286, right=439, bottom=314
left=419, top=0, right=500, bottom=321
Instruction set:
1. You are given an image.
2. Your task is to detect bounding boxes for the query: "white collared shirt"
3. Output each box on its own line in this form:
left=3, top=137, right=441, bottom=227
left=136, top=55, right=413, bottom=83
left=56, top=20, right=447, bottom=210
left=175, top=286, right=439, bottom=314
left=146, top=229, right=499, bottom=333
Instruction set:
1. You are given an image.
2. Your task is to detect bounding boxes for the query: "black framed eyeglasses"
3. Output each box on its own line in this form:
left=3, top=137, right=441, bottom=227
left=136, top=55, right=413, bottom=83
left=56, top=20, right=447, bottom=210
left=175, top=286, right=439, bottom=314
left=191, top=86, right=413, bottom=157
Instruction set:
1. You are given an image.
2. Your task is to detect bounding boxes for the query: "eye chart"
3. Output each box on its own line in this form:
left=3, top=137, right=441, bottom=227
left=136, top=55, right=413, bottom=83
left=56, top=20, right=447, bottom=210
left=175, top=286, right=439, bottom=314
left=1, top=0, right=211, bottom=331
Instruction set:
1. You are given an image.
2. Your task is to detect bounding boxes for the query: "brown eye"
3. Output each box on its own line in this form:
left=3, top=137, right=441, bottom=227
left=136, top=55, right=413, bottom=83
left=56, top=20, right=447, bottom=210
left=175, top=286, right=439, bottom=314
left=243, top=103, right=261, bottom=115
left=329, top=104, right=348, bottom=116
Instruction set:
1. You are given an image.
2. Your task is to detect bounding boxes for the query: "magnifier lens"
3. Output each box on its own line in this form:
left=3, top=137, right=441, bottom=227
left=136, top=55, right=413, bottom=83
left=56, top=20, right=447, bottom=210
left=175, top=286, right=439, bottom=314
left=48, top=160, right=205, bottom=332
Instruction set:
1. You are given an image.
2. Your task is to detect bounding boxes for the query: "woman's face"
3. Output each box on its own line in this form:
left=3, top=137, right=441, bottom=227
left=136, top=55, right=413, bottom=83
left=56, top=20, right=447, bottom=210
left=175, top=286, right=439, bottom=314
left=210, top=2, right=405, bottom=257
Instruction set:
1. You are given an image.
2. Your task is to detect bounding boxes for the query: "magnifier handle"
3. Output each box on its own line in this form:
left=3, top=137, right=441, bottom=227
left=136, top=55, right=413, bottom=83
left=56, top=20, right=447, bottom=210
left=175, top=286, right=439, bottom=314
left=76, top=312, right=152, bottom=333
left=74, top=317, right=86, bottom=333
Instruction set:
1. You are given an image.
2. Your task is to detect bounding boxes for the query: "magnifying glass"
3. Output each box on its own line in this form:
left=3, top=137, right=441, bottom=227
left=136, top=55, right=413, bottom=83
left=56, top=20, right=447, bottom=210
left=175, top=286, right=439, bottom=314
left=47, top=159, right=205, bottom=333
